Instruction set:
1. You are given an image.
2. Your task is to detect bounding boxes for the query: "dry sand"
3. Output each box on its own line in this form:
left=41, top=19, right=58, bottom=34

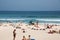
left=0, top=22, right=60, bottom=40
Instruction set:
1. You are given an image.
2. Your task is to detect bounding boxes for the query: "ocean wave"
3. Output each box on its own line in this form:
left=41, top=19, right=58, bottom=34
left=0, top=18, right=60, bottom=22
left=36, top=18, right=60, bottom=22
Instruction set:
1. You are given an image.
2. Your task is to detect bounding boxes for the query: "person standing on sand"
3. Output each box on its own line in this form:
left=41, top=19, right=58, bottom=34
left=27, top=35, right=31, bottom=40
left=22, top=36, right=27, bottom=40
left=13, top=29, right=16, bottom=40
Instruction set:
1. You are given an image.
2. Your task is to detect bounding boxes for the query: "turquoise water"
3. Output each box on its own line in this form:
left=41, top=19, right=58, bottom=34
left=0, top=11, right=60, bottom=18
left=0, top=11, right=60, bottom=23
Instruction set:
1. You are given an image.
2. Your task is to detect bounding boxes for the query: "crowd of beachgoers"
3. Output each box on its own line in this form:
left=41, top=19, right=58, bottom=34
left=0, top=21, right=60, bottom=34
left=0, top=20, right=60, bottom=40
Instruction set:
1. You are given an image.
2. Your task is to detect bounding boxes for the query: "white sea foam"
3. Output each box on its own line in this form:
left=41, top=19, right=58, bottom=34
left=0, top=18, right=25, bottom=20
left=0, top=18, right=60, bottom=22
left=36, top=18, right=60, bottom=22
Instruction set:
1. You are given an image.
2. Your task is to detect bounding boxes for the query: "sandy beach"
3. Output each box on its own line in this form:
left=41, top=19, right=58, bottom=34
left=0, top=22, right=60, bottom=40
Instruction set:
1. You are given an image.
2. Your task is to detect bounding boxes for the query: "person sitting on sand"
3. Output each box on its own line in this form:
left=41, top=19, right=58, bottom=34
left=27, top=35, right=31, bottom=40
left=22, top=36, right=27, bottom=40
left=13, top=29, right=16, bottom=40
left=46, top=24, right=50, bottom=29
left=22, top=29, right=25, bottom=33
left=48, top=30, right=53, bottom=34
left=29, top=20, right=34, bottom=25
left=46, top=24, right=53, bottom=29
left=48, top=30, right=58, bottom=34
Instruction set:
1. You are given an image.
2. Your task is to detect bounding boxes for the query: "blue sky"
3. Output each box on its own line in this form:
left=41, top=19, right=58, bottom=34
left=0, top=0, right=60, bottom=11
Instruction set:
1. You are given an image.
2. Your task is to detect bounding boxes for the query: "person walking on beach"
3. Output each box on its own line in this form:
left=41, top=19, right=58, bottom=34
left=22, top=36, right=27, bottom=40
left=13, top=29, right=16, bottom=40
left=27, top=35, right=31, bottom=40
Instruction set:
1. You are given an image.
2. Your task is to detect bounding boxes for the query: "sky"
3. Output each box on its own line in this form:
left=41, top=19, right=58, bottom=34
left=0, top=0, right=60, bottom=11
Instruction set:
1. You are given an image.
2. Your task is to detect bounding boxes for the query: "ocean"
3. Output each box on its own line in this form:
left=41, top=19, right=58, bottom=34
left=0, top=11, right=60, bottom=23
